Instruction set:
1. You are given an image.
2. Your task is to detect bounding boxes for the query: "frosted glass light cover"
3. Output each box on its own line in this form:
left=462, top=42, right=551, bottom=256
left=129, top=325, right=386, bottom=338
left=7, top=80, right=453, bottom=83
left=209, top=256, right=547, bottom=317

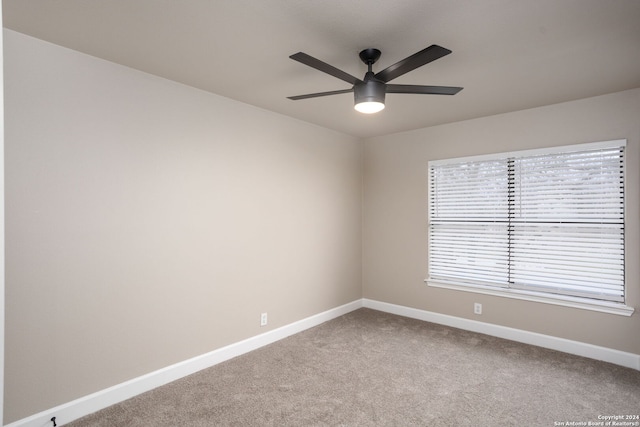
left=354, top=101, right=385, bottom=114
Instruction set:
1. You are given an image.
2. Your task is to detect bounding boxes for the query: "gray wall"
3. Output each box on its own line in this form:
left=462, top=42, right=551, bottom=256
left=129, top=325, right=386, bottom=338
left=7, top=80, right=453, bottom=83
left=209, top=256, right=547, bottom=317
left=3, top=30, right=362, bottom=423
left=362, top=88, right=640, bottom=354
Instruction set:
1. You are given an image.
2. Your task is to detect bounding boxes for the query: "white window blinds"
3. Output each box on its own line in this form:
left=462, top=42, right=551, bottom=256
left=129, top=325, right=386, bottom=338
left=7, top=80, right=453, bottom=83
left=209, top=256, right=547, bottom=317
left=428, top=140, right=626, bottom=303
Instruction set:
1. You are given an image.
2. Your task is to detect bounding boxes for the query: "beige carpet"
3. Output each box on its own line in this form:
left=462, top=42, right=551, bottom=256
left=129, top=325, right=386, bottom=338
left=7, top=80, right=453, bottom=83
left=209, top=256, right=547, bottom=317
left=67, top=308, right=640, bottom=426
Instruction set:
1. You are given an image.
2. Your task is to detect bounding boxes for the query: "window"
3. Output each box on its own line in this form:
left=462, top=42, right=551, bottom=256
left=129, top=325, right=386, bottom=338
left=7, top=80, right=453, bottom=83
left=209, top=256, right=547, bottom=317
left=427, top=140, right=632, bottom=315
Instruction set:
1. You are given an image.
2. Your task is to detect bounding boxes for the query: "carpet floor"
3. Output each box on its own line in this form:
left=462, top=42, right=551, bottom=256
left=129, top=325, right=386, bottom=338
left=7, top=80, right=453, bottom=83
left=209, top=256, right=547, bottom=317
left=66, top=308, right=640, bottom=426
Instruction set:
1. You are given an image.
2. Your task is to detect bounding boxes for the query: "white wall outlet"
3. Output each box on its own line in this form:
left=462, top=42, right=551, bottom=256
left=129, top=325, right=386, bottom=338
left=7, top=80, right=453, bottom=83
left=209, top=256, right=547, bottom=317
left=260, top=312, right=268, bottom=326
left=474, top=303, right=482, bottom=315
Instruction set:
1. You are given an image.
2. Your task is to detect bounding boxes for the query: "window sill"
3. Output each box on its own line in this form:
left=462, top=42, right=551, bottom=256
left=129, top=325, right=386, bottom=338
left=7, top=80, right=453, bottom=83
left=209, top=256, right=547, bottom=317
left=425, top=279, right=635, bottom=317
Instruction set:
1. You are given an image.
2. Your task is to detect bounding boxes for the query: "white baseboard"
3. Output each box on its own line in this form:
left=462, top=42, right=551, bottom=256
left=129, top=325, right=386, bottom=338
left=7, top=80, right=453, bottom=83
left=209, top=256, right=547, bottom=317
left=6, top=300, right=363, bottom=427
left=8, top=298, right=639, bottom=427
left=362, top=298, right=640, bottom=371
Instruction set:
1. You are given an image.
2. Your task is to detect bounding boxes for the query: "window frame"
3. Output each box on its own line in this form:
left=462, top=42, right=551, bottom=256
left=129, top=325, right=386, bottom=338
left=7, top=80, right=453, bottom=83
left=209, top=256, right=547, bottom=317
left=425, top=140, right=634, bottom=316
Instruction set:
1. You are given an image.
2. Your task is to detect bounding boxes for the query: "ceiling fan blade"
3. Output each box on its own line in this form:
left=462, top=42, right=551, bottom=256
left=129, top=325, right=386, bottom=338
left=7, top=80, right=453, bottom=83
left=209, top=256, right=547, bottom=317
left=375, top=45, right=452, bottom=83
left=290, top=52, right=362, bottom=85
left=287, top=88, right=354, bottom=100
left=386, top=84, right=463, bottom=95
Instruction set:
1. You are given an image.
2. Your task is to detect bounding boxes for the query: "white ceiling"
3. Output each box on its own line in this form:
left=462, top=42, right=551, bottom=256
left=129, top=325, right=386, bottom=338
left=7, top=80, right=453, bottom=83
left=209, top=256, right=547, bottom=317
left=4, top=0, right=640, bottom=138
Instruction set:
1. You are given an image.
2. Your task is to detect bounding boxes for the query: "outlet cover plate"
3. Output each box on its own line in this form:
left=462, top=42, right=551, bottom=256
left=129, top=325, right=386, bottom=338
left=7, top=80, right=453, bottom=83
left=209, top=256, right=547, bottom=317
left=474, top=303, right=482, bottom=315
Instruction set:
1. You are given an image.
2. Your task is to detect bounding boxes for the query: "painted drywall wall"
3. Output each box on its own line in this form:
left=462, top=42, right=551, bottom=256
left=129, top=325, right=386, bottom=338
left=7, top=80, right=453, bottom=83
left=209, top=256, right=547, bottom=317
left=0, top=7, right=6, bottom=425
left=362, top=87, right=640, bottom=355
left=3, top=30, right=362, bottom=424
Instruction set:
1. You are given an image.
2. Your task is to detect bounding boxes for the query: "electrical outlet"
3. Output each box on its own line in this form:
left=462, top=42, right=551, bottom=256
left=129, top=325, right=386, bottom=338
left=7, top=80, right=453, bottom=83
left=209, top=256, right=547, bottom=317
left=474, top=303, right=482, bottom=315
left=260, top=312, right=268, bottom=326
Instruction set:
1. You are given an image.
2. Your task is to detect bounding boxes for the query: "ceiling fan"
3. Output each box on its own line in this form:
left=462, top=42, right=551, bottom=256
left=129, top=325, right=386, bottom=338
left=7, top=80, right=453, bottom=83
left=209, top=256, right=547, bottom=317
left=287, top=44, right=463, bottom=114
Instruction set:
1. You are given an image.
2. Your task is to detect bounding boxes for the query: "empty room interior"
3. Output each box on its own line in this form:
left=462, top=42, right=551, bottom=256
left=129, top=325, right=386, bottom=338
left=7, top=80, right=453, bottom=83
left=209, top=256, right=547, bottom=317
left=2, top=1, right=640, bottom=426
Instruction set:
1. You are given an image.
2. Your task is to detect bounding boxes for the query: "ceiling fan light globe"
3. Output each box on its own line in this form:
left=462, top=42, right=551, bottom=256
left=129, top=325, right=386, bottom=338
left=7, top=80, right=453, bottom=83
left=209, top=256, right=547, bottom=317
left=354, top=101, right=385, bottom=114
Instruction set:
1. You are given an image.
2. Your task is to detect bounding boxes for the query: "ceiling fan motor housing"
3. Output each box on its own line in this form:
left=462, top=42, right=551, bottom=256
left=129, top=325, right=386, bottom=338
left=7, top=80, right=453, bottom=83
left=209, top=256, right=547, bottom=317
left=354, top=73, right=386, bottom=105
